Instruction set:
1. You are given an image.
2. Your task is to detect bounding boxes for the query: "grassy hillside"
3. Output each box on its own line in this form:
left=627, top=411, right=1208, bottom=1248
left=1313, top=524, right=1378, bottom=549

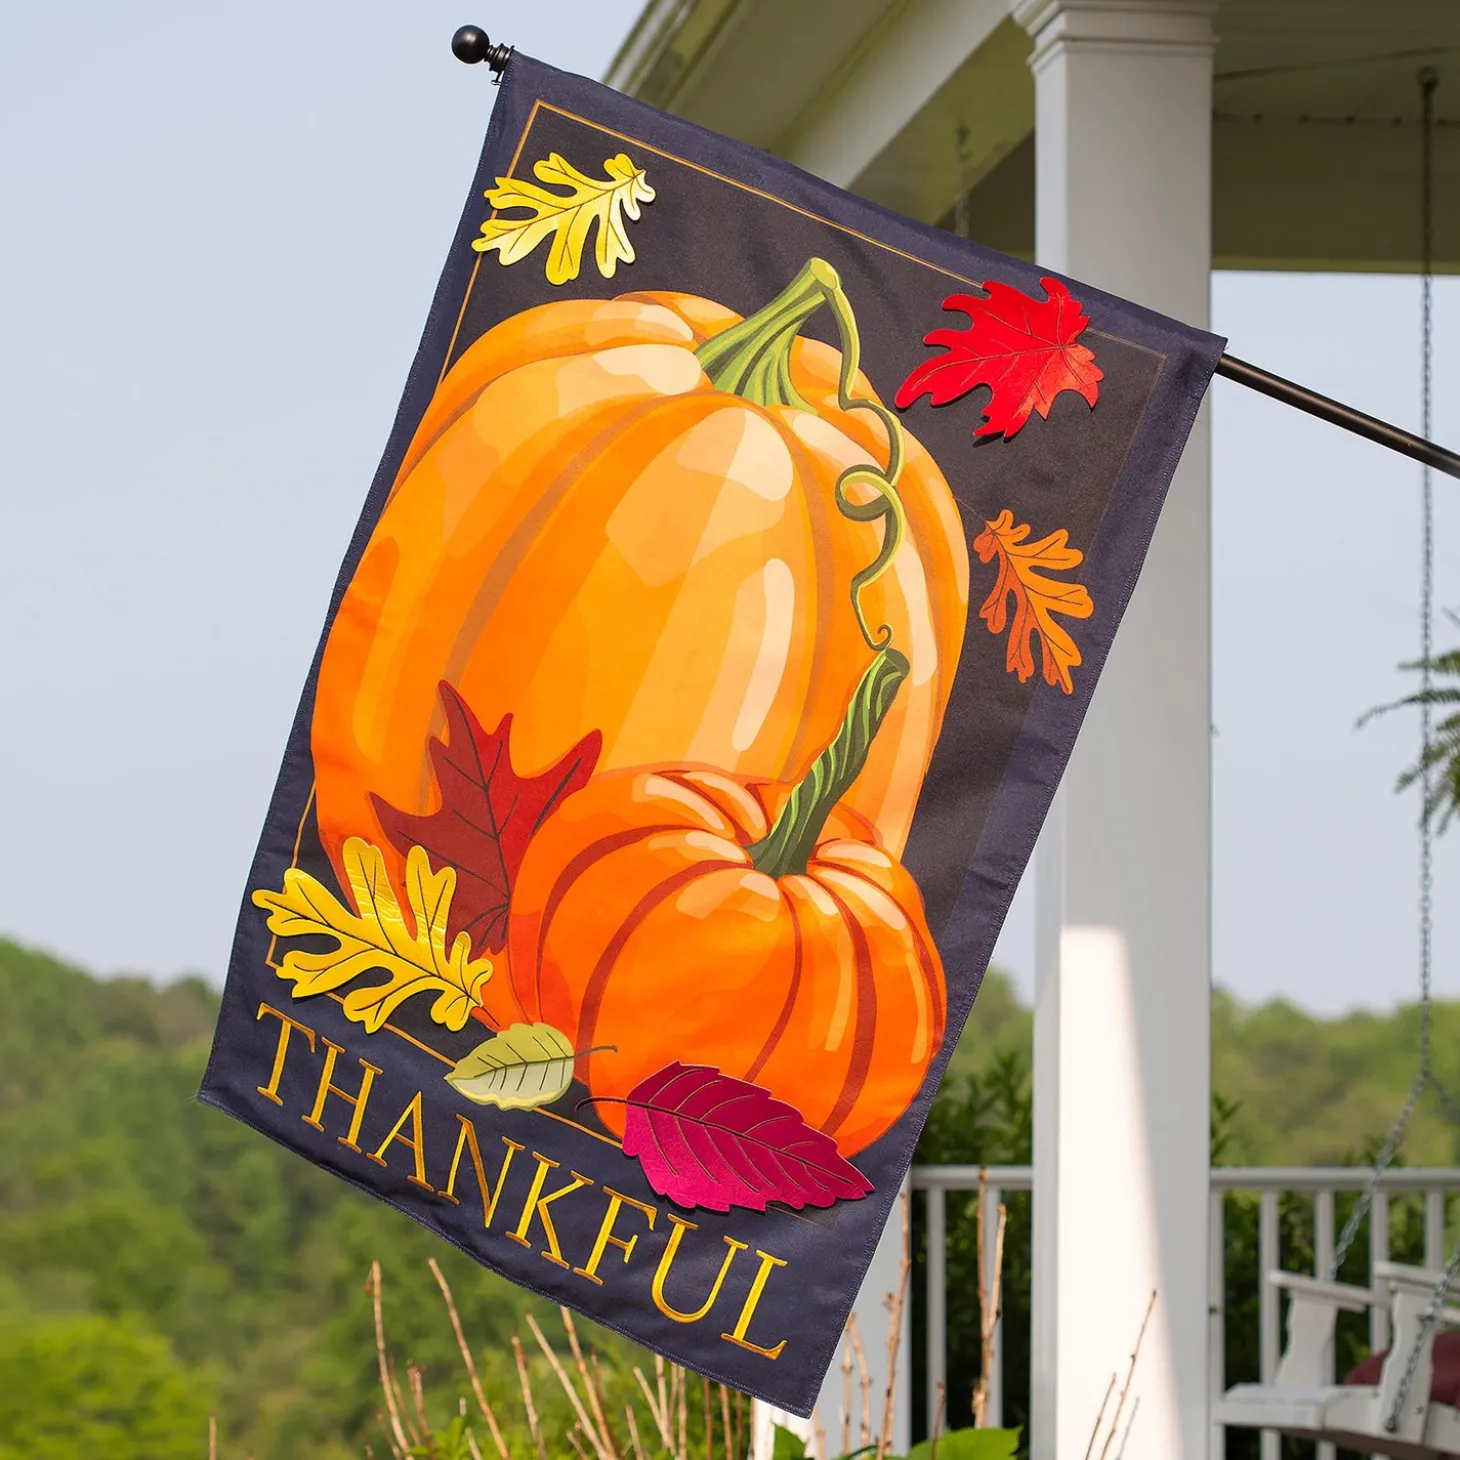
left=0, top=935, right=1451, bottom=1456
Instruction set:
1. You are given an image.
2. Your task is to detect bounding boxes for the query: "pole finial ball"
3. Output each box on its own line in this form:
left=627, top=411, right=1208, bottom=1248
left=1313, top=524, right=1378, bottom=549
left=452, top=25, right=490, bottom=64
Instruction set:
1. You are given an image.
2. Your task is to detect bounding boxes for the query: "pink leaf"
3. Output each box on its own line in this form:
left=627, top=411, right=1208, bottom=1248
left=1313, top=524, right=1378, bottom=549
left=620, top=1064, right=874, bottom=1213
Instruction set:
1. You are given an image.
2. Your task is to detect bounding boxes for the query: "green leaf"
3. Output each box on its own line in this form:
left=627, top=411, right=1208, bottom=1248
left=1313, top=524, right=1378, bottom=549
left=904, top=1427, right=1021, bottom=1460
left=445, top=1023, right=577, bottom=1110
left=772, top=1425, right=808, bottom=1460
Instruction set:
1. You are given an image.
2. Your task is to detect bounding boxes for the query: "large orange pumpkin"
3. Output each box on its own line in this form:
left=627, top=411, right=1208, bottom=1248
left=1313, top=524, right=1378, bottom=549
left=311, top=261, right=969, bottom=900
left=495, top=755, right=947, bottom=1159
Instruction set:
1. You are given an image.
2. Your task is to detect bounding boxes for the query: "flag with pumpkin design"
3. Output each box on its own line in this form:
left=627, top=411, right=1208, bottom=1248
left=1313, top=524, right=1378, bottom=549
left=200, top=51, right=1223, bottom=1413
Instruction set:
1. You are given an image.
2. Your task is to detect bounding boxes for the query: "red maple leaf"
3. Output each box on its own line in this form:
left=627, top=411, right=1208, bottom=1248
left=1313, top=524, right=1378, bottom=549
left=372, top=684, right=600, bottom=955
left=894, top=276, right=1103, bottom=440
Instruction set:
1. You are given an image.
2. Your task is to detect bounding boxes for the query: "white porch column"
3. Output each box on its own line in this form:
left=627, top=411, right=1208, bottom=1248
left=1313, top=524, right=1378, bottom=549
left=1011, top=3, right=1215, bottom=1459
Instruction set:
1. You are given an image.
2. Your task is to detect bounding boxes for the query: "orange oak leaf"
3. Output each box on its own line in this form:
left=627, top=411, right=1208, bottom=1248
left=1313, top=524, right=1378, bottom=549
left=894, top=277, right=1102, bottom=440
left=372, top=683, right=601, bottom=955
left=974, top=509, right=1093, bottom=694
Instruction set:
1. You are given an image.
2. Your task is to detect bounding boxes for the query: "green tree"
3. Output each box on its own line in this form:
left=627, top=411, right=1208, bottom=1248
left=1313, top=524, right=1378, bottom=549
left=0, top=1313, right=213, bottom=1460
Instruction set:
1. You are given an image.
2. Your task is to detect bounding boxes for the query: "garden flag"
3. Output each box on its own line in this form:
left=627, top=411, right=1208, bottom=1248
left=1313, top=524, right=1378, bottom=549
left=200, top=51, right=1223, bottom=1413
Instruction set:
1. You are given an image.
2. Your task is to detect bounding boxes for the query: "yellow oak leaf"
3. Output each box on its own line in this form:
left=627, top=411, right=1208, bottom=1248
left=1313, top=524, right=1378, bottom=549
left=472, top=151, right=654, bottom=285
left=253, top=838, right=492, bottom=1033
left=974, top=508, right=1094, bottom=694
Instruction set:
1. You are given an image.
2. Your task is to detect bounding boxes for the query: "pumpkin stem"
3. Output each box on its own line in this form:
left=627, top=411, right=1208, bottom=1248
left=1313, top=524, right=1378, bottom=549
left=695, top=258, right=838, bottom=410
left=748, top=647, right=910, bottom=880
left=696, top=259, right=909, bottom=653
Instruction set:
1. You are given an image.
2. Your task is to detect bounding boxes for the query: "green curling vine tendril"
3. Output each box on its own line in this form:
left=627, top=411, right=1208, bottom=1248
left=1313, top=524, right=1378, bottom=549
left=695, top=258, right=908, bottom=652
left=694, top=259, right=912, bottom=878
left=799, top=267, right=906, bottom=653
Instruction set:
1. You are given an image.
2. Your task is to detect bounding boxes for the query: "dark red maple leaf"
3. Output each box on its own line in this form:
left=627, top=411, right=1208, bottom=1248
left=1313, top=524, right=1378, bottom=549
left=620, top=1063, right=874, bottom=1213
left=372, top=683, right=600, bottom=954
left=894, top=276, right=1103, bottom=440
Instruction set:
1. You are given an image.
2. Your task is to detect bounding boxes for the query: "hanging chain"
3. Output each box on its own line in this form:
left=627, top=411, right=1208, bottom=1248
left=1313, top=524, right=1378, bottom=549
left=1383, top=70, right=1455, bottom=1433
left=1419, top=60, right=1437, bottom=1080
left=1331, top=64, right=1444, bottom=1283
left=1387, top=1240, right=1460, bottom=1433
left=953, top=125, right=971, bottom=241
left=1330, top=1073, right=1426, bottom=1277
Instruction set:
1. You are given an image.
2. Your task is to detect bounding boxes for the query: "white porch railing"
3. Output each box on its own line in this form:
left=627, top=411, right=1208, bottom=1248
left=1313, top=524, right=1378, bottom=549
left=910, top=1164, right=1460, bottom=1455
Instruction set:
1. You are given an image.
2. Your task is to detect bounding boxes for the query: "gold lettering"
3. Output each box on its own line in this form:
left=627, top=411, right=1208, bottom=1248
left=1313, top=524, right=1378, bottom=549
left=651, top=1214, right=748, bottom=1323
left=573, top=1187, right=657, bottom=1285
left=255, top=1003, right=316, bottom=1105
left=506, top=1152, right=594, bottom=1269
left=302, top=1039, right=382, bottom=1152
left=365, top=1091, right=433, bottom=1191
left=439, top=1115, right=523, bottom=1228
left=721, top=1248, right=789, bottom=1359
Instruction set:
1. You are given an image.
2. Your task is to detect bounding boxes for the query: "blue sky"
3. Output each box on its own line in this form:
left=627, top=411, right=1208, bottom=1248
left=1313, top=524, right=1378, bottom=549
left=2, top=1, right=1456, bottom=1013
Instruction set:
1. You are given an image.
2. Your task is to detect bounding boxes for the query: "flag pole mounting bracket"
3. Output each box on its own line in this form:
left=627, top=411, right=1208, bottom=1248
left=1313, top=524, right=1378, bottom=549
left=452, top=25, right=512, bottom=78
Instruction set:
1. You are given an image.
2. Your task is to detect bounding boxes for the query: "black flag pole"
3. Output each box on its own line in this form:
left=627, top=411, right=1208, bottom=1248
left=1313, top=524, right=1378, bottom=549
left=451, top=25, right=1460, bottom=484
left=1214, top=354, right=1460, bottom=482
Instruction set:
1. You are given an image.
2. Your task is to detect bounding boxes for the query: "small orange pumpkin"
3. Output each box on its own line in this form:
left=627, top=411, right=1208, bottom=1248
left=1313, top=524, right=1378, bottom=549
left=492, top=752, right=947, bottom=1159
left=311, top=261, right=969, bottom=900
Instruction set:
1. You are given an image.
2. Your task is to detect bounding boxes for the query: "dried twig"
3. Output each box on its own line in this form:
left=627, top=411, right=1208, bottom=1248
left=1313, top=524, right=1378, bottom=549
left=525, top=1311, right=610, bottom=1460
left=841, top=1324, right=854, bottom=1456
left=675, top=1364, right=688, bottom=1460
left=634, top=1367, right=672, bottom=1451
left=407, top=1361, right=433, bottom=1457
left=562, top=1307, right=617, bottom=1459
left=513, top=1332, right=549, bottom=1460
left=929, top=1382, right=947, bottom=1460
left=971, top=1170, right=1009, bottom=1429
left=429, top=1259, right=509, bottom=1459
left=733, top=1390, right=744, bottom=1460
left=567, top=1427, right=590, bottom=1459
left=812, top=1403, right=826, bottom=1460
left=389, top=1358, right=422, bottom=1451
left=1097, top=1291, right=1157, bottom=1460
left=373, top=1408, right=406, bottom=1460
left=1082, top=1374, right=1117, bottom=1460
left=625, top=1403, right=647, bottom=1460
left=466, top=1430, right=486, bottom=1460
left=875, top=1192, right=913, bottom=1460
left=1113, top=1396, right=1141, bottom=1460
left=848, top=1313, right=872, bottom=1445
left=370, top=1264, right=412, bottom=1458
left=656, top=1354, right=669, bottom=1446
left=719, top=1384, right=732, bottom=1460
left=209, top=1415, right=218, bottom=1460
left=989, top=1209, right=1007, bottom=1340
left=702, top=1376, right=713, bottom=1460
left=590, top=1354, right=622, bottom=1460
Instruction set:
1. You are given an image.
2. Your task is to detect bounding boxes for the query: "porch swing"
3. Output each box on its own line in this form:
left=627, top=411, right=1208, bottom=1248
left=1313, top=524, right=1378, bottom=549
left=1217, top=68, right=1460, bottom=1460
